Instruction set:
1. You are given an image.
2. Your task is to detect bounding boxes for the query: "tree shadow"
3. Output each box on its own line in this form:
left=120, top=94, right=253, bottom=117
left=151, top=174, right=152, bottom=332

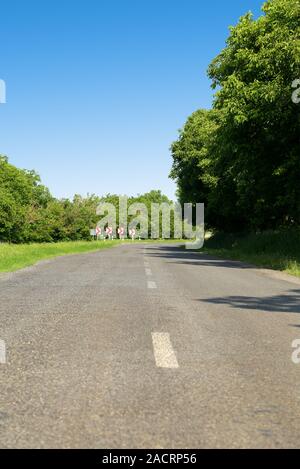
left=145, top=245, right=300, bottom=314
left=144, top=244, right=254, bottom=269
left=201, top=290, right=300, bottom=314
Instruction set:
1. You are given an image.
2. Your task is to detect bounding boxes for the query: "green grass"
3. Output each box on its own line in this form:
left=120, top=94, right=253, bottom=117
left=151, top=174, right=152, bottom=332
left=4, top=233, right=298, bottom=277
left=201, top=230, right=300, bottom=277
left=3, top=233, right=298, bottom=276
left=0, top=240, right=120, bottom=273
left=0, top=238, right=185, bottom=273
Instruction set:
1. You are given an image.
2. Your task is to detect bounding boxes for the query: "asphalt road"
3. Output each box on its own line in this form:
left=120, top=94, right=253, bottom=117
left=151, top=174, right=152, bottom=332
left=0, top=243, right=300, bottom=449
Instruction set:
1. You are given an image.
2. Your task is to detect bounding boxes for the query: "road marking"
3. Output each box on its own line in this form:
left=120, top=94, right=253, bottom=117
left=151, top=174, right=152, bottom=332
left=152, top=333, right=179, bottom=369
left=145, top=268, right=152, bottom=276
left=147, top=280, right=157, bottom=289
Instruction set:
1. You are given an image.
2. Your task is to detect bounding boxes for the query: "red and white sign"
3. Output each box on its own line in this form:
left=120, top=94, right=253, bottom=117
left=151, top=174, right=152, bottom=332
left=105, top=227, right=113, bottom=236
left=95, top=227, right=102, bottom=236
left=129, top=228, right=136, bottom=239
left=118, top=227, right=125, bottom=236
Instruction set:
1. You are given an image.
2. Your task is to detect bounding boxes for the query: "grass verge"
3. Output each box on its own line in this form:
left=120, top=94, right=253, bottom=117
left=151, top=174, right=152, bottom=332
left=0, top=240, right=119, bottom=273
left=201, top=230, right=300, bottom=277
left=0, top=238, right=185, bottom=273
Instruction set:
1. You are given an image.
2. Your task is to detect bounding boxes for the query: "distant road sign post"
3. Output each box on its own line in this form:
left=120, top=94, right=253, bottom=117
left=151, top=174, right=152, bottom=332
left=118, top=227, right=125, bottom=240
left=105, top=227, right=113, bottom=240
left=95, top=227, right=102, bottom=239
left=129, top=228, right=136, bottom=241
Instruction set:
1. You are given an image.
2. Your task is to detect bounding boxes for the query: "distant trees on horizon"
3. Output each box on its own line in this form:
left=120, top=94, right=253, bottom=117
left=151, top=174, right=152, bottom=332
left=0, top=155, right=173, bottom=243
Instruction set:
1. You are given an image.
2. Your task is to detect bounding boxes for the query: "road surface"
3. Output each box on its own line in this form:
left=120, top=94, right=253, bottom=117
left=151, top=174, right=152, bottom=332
left=0, top=243, right=300, bottom=448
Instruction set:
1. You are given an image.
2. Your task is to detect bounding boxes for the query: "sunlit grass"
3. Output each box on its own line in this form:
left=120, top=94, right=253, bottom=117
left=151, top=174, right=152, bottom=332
left=0, top=238, right=185, bottom=273
left=0, top=240, right=119, bottom=273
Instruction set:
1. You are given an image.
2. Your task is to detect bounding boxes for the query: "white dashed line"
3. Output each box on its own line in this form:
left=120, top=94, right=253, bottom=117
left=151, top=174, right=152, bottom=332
left=145, top=268, right=152, bottom=277
left=147, top=280, right=157, bottom=289
left=152, top=333, right=179, bottom=369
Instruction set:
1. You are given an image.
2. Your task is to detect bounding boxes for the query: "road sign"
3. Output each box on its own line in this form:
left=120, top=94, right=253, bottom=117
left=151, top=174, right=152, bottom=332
left=95, top=227, right=102, bottom=236
left=90, top=229, right=96, bottom=237
left=105, top=227, right=113, bottom=238
left=118, top=227, right=125, bottom=240
left=129, top=228, right=136, bottom=240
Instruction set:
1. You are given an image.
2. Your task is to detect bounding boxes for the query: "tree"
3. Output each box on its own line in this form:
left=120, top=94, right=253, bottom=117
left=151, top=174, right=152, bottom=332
left=171, top=0, right=300, bottom=232
left=0, top=155, right=41, bottom=242
left=207, top=0, right=300, bottom=230
left=99, top=191, right=174, bottom=238
left=170, top=109, right=218, bottom=227
left=0, top=155, right=101, bottom=243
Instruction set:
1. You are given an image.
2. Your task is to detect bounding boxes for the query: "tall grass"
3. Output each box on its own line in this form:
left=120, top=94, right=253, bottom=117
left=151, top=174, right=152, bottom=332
left=0, top=240, right=119, bottom=273
left=202, top=230, right=300, bottom=277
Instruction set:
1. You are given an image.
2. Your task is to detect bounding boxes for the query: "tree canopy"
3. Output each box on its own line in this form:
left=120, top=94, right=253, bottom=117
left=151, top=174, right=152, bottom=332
left=171, top=0, right=300, bottom=232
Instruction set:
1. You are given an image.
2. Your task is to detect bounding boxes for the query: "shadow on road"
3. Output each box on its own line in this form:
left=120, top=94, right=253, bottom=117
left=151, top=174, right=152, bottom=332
left=145, top=245, right=300, bottom=315
left=145, top=244, right=254, bottom=270
left=201, top=290, right=300, bottom=314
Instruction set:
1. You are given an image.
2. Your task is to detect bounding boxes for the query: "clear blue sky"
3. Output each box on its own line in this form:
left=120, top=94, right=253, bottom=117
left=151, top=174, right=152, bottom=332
left=0, top=0, right=263, bottom=200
